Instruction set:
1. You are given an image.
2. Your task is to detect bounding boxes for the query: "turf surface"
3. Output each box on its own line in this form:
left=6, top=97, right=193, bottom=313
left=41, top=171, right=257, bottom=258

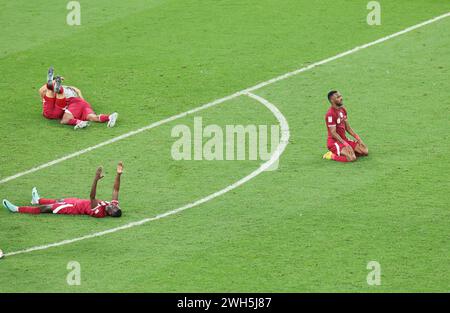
left=0, top=0, right=449, bottom=292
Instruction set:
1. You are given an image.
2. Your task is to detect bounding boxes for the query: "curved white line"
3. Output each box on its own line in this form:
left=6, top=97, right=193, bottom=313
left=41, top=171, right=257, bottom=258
left=4, top=93, right=290, bottom=257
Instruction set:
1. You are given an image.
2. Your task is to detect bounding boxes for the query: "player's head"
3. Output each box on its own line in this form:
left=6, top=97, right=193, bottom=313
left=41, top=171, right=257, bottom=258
left=328, top=90, right=343, bottom=107
left=106, top=200, right=122, bottom=218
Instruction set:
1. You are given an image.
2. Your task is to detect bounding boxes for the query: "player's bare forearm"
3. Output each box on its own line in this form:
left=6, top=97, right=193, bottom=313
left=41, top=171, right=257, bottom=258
left=90, top=178, right=99, bottom=200
left=90, top=179, right=100, bottom=209
left=345, top=120, right=360, bottom=141
left=112, top=173, right=121, bottom=201
left=90, top=167, right=104, bottom=206
left=112, top=162, right=123, bottom=201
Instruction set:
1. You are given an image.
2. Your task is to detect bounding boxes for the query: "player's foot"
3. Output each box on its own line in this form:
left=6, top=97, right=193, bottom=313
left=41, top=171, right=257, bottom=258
left=31, top=187, right=40, bottom=205
left=47, top=66, right=54, bottom=89
left=107, top=112, right=118, bottom=128
left=54, top=76, right=63, bottom=94
left=2, top=199, right=18, bottom=213
left=74, top=121, right=90, bottom=130
left=322, top=151, right=333, bottom=160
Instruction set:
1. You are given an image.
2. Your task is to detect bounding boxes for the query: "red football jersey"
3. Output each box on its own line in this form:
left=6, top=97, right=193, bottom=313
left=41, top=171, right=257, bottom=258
left=55, top=198, right=109, bottom=218
left=325, top=106, right=348, bottom=143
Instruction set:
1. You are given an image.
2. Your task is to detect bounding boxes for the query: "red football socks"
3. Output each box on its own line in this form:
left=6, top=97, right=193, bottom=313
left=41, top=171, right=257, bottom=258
left=99, top=114, right=110, bottom=123
left=18, top=206, right=41, bottom=214
left=67, top=119, right=82, bottom=126
left=39, top=198, right=57, bottom=205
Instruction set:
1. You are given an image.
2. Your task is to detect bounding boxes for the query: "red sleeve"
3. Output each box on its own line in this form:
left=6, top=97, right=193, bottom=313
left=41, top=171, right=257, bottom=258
left=325, top=111, right=336, bottom=127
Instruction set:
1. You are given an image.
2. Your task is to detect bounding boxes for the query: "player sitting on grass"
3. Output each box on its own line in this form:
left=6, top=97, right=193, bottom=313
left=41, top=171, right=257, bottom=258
left=38, top=66, right=118, bottom=130
left=2, top=162, right=124, bottom=218
left=323, top=90, right=368, bottom=162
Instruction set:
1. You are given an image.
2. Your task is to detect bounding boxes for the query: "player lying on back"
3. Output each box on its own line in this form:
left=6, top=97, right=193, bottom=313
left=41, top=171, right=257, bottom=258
left=38, top=66, right=118, bottom=130
left=2, top=162, right=124, bottom=218
left=323, top=90, right=369, bottom=162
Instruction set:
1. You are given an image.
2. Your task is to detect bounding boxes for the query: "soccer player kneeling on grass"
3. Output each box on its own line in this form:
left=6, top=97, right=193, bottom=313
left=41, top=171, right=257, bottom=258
left=323, top=90, right=369, bottom=162
left=2, top=162, right=124, bottom=218
left=38, top=66, right=118, bottom=130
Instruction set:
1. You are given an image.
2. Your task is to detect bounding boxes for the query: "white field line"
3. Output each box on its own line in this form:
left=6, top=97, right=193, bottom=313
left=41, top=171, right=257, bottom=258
left=2, top=12, right=449, bottom=257
left=1, top=11, right=449, bottom=185
left=5, top=92, right=289, bottom=257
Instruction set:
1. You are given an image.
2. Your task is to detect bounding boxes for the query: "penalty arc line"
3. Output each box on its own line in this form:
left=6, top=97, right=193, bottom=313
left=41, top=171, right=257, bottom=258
left=4, top=92, right=289, bottom=257
left=0, top=11, right=449, bottom=186
left=2, top=11, right=450, bottom=257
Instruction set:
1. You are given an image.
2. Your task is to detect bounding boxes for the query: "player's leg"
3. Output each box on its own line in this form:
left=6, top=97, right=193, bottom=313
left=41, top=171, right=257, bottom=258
left=79, top=99, right=118, bottom=127
left=86, top=113, right=101, bottom=122
left=60, top=111, right=75, bottom=124
left=64, top=99, right=91, bottom=129
left=60, top=111, right=89, bottom=129
left=41, top=82, right=65, bottom=119
left=323, top=141, right=355, bottom=162
left=46, top=66, right=55, bottom=90
left=340, top=146, right=357, bottom=162
left=53, top=76, right=65, bottom=95
left=44, top=86, right=55, bottom=98
left=54, top=90, right=67, bottom=109
left=42, top=91, right=57, bottom=119
left=82, top=98, right=118, bottom=128
left=86, top=112, right=118, bottom=127
left=2, top=199, right=51, bottom=214
left=31, top=187, right=59, bottom=206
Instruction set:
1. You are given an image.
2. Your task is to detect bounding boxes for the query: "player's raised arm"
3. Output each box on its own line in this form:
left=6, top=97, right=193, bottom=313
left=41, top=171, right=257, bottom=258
left=112, top=162, right=123, bottom=201
left=90, top=166, right=104, bottom=208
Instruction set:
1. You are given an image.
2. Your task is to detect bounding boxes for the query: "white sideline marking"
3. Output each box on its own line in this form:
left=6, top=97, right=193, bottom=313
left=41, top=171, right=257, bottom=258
left=243, top=12, right=450, bottom=94
left=3, top=11, right=449, bottom=257
left=1, top=11, right=449, bottom=185
left=5, top=92, right=290, bottom=257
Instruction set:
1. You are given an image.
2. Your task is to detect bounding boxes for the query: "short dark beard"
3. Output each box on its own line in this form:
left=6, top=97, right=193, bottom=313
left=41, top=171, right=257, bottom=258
left=336, top=102, right=343, bottom=107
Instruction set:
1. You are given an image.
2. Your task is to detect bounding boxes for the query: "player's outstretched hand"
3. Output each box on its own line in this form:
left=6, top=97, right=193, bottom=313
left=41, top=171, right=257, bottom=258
left=117, top=161, right=123, bottom=175
left=95, top=166, right=104, bottom=180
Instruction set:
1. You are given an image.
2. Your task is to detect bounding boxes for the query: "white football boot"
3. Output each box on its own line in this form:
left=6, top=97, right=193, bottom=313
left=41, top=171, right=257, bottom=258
left=31, top=187, right=40, bottom=205
left=74, top=121, right=90, bottom=130
left=107, top=112, right=118, bottom=128
left=2, top=199, right=18, bottom=213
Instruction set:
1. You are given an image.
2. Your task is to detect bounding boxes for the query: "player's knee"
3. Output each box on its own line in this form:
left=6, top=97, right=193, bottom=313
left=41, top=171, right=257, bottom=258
left=60, top=119, right=68, bottom=124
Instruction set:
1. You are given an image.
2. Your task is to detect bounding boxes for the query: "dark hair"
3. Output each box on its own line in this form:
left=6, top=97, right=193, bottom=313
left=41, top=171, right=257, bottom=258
left=111, top=209, right=122, bottom=218
left=327, top=90, right=338, bottom=101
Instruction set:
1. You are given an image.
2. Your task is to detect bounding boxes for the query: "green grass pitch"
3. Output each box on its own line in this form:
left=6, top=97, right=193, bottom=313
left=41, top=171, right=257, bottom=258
left=0, top=0, right=449, bottom=292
